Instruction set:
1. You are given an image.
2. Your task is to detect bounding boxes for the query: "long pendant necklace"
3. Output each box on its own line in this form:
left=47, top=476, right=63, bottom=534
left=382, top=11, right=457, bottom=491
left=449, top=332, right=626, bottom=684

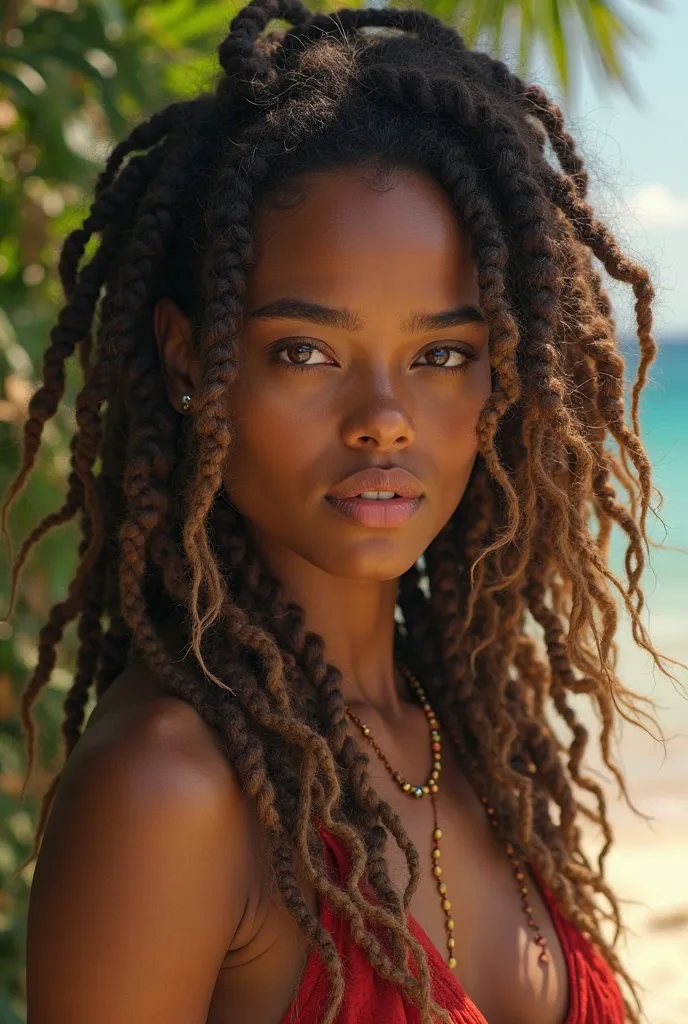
left=344, top=662, right=549, bottom=969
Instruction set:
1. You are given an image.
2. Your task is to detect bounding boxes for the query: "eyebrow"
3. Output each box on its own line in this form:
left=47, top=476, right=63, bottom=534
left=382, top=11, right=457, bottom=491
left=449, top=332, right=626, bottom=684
left=402, top=305, right=487, bottom=332
left=248, top=299, right=365, bottom=331
left=248, top=298, right=487, bottom=332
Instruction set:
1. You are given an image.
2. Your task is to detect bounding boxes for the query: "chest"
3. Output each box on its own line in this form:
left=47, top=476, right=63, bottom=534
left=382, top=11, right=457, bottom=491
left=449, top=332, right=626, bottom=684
left=210, top=703, right=574, bottom=1024
left=362, top=749, right=570, bottom=1024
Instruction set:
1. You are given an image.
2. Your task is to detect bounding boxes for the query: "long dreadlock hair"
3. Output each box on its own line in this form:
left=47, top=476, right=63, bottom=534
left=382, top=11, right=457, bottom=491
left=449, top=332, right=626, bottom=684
left=2, top=2, right=676, bottom=1020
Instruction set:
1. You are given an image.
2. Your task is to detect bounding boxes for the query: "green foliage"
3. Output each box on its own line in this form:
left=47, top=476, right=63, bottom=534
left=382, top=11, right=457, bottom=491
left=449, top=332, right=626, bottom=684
left=0, top=0, right=658, bottom=1018
left=411, top=0, right=658, bottom=96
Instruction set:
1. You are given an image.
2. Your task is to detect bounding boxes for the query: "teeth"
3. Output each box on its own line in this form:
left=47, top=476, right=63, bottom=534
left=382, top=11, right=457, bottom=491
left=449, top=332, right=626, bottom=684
left=359, top=491, right=396, bottom=500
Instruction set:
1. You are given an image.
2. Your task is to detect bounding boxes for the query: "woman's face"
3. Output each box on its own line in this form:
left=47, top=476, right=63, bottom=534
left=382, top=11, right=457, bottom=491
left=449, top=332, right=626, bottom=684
left=221, top=165, right=491, bottom=581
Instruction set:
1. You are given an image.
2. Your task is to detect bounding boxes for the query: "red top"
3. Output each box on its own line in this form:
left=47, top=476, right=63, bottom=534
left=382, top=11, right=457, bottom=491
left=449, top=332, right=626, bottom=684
left=280, top=824, right=625, bottom=1024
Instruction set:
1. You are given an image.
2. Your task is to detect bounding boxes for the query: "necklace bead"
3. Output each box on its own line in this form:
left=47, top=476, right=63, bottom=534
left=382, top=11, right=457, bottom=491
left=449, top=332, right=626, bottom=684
left=344, top=663, right=548, bottom=971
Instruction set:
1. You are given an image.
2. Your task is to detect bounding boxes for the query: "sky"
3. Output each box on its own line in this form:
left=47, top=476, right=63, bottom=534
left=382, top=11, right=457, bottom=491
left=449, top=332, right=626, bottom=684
left=515, top=0, right=687, bottom=337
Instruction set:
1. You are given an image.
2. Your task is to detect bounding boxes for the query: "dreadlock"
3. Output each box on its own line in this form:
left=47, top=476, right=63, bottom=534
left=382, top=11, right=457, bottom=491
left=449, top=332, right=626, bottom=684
left=2, top=2, right=676, bottom=1021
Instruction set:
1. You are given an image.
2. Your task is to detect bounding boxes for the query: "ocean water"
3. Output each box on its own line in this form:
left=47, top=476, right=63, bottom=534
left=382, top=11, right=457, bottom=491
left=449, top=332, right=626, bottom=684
left=590, top=337, right=688, bottom=811
left=619, top=338, right=688, bottom=613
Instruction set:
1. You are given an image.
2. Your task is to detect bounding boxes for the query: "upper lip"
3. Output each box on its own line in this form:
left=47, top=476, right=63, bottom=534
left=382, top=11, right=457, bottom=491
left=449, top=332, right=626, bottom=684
left=326, top=467, right=425, bottom=499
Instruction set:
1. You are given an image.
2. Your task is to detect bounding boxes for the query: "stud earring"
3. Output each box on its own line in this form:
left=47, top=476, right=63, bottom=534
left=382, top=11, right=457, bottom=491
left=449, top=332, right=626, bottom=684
left=181, top=393, right=192, bottom=413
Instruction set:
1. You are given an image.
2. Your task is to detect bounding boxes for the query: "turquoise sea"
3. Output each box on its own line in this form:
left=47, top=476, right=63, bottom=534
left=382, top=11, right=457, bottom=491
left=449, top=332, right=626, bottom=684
left=618, top=338, right=688, bottom=613
left=591, top=337, right=688, bottom=812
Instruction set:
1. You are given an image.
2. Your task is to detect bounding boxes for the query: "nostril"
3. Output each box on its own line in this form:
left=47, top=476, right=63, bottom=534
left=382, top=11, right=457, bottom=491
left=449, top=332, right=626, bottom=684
left=357, top=434, right=408, bottom=446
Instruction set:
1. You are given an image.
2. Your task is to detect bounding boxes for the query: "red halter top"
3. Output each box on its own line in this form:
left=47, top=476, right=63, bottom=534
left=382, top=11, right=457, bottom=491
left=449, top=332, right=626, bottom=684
left=280, top=824, right=625, bottom=1024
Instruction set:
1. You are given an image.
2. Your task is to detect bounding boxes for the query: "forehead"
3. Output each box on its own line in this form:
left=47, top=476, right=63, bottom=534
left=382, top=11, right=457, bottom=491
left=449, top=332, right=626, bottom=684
left=245, top=166, right=480, bottom=311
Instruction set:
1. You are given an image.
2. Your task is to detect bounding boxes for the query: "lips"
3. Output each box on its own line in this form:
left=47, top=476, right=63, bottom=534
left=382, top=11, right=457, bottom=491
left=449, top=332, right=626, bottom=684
left=326, top=467, right=425, bottom=500
left=324, top=467, right=425, bottom=528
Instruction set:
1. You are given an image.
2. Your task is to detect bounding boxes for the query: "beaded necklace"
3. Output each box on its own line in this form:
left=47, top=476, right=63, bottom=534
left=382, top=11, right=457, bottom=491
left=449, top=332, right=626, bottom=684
left=344, top=662, right=549, bottom=968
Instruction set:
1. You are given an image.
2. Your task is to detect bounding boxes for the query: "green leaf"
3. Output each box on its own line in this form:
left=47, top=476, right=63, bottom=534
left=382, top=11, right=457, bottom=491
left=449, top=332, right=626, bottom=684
left=161, top=3, right=230, bottom=45
left=572, top=0, right=637, bottom=91
left=98, top=0, right=128, bottom=36
left=0, top=68, right=38, bottom=102
left=547, top=0, right=570, bottom=94
left=589, top=1, right=627, bottom=77
left=9, top=46, right=107, bottom=87
left=463, top=1, right=490, bottom=47
left=517, top=0, right=535, bottom=77
left=99, top=76, right=128, bottom=134
left=136, top=0, right=197, bottom=51
left=449, top=0, right=652, bottom=98
left=24, top=7, right=112, bottom=55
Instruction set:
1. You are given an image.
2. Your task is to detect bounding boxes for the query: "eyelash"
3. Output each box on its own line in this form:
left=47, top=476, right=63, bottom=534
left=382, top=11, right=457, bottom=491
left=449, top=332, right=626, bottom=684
left=270, top=340, right=479, bottom=375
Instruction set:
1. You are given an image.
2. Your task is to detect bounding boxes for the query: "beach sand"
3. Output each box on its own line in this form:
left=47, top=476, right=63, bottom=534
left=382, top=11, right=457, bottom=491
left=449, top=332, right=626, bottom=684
left=578, top=618, right=688, bottom=1024
left=587, top=811, right=688, bottom=1024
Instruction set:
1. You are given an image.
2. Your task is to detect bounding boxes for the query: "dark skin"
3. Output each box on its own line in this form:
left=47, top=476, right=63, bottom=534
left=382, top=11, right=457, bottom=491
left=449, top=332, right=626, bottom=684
left=164, top=164, right=491, bottom=716
left=25, top=167, right=568, bottom=1024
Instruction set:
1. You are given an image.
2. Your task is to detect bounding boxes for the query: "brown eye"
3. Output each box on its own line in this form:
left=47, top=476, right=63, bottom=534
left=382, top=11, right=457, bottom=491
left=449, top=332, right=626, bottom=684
left=415, top=345, right=469, bottom=369
left=425, top=346, right=451, bottom=366
left=275, top=341, right=330, bottom=367
left=287, top=343, right=313, bottom=364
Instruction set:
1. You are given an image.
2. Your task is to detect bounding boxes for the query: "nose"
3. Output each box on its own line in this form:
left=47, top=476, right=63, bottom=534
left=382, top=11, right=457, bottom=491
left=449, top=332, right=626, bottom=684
left=340, top=389, right=415, bottom=452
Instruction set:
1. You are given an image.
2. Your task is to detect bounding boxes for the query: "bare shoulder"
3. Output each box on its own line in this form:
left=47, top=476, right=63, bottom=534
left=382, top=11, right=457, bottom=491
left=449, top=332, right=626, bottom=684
left=26, top=650, right=260, bottom=1024
left=73, top=650, right=246, bottom=836
left=84, top=645, right=223, bottom=754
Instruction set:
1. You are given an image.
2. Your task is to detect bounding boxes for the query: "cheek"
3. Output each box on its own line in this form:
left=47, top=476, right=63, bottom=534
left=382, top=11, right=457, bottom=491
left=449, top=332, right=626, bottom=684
left=430, top=367, right=490, bottom=447
left=428, top=369, right=490, bottom=500
left=221, top=377, right=327, bottom=507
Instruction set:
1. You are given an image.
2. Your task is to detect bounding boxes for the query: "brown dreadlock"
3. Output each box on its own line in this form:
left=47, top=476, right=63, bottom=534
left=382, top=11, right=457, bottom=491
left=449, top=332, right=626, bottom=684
left=2, top=2, right=677, bottom=1021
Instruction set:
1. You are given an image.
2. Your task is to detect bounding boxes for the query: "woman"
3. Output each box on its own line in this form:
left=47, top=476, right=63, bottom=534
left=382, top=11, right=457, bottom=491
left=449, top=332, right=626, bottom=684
left=3, top=2, right=670, bottom=1022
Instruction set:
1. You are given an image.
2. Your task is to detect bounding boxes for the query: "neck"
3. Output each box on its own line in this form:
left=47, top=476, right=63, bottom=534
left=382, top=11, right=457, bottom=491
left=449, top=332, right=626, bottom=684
left=250, top=529, right=411, bottom=718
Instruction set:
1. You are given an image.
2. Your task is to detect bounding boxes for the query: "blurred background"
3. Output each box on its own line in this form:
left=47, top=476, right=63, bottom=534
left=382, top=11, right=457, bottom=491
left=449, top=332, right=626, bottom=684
left=0, top=1, right=686, bottom=1022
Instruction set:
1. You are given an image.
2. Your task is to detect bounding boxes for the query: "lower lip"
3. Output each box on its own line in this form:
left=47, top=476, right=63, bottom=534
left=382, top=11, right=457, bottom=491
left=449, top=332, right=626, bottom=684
left=325, top=496, right=423, bottom=528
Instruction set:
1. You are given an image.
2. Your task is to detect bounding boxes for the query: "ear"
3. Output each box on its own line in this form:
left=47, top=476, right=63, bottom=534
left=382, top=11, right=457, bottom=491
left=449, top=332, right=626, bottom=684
left=153, top=297, right=203, bottom=414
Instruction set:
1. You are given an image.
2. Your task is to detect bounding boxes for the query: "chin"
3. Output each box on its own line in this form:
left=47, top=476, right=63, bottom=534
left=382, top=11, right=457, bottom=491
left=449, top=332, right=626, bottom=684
left=307, top=536, right=422, bottom=581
